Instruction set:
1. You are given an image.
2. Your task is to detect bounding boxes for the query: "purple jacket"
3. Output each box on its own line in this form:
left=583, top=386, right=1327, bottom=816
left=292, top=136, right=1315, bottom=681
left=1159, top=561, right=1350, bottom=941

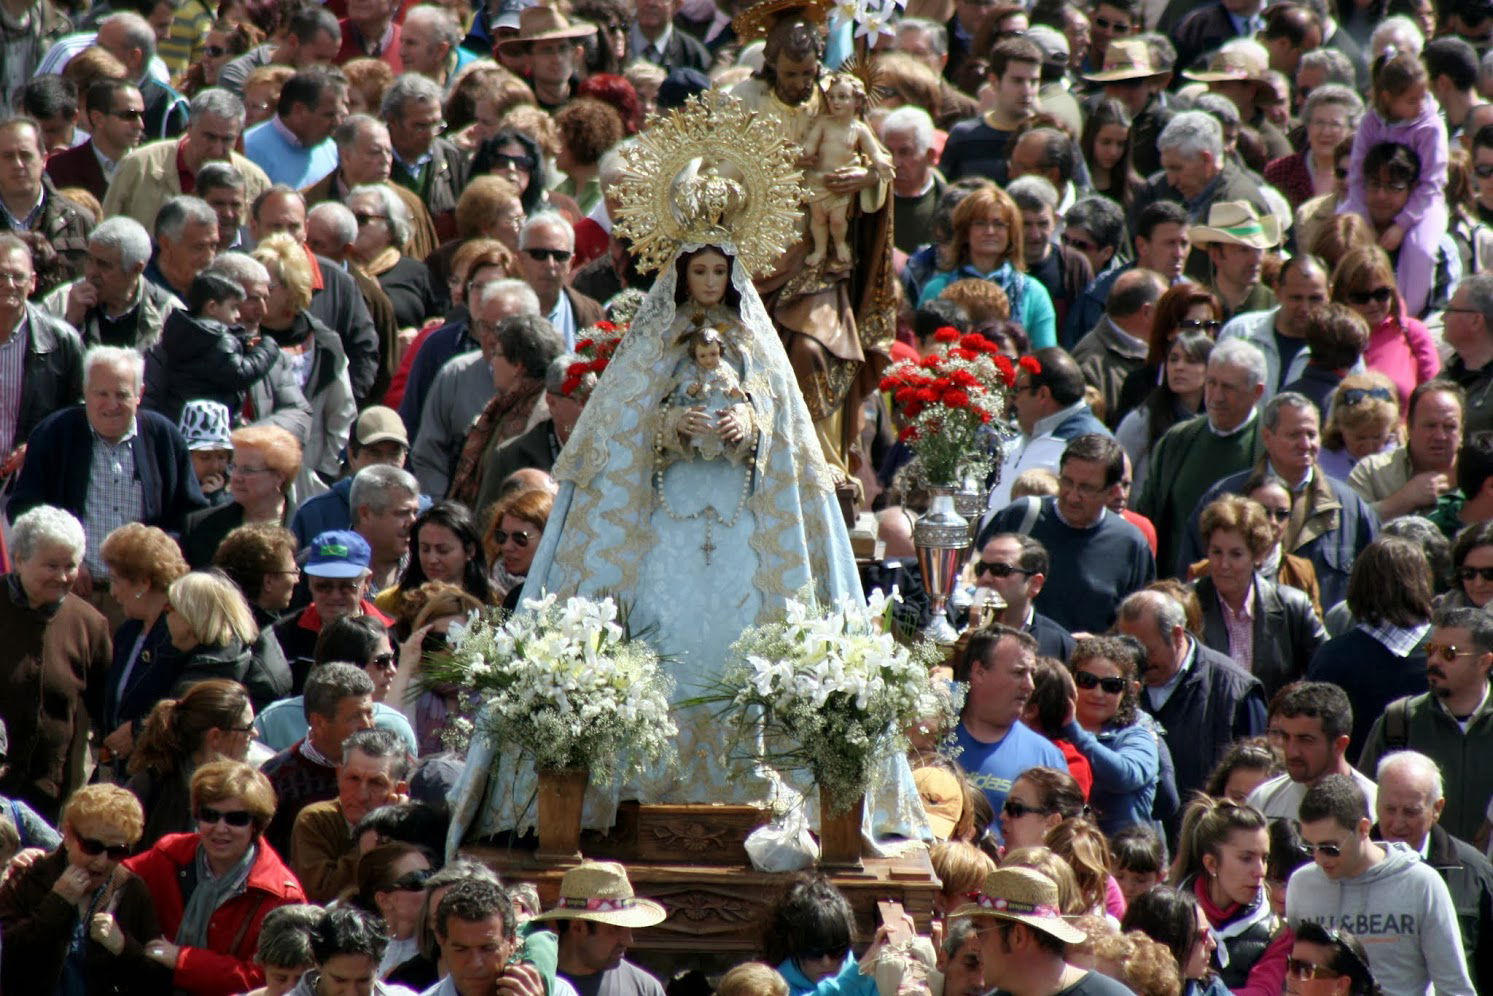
left=1342, top=97, right=1448, bottom=233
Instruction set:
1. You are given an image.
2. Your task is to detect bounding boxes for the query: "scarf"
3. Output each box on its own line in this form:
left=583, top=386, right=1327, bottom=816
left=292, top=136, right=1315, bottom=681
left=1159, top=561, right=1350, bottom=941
left=175, top=840, right=257, bottom=948
left=448, top=377, right=544, bottom=508
left=360, top=246, right=401, bottom=278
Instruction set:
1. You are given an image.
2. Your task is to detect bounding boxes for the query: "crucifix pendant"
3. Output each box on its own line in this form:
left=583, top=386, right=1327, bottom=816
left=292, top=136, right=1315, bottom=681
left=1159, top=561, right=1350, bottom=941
left=701, top=517, right=716, bottom=565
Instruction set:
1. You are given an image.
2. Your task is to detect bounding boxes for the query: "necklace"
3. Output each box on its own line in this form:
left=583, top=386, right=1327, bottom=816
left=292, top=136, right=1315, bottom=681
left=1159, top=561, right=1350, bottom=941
left=652, top=394, right=756, bottom=565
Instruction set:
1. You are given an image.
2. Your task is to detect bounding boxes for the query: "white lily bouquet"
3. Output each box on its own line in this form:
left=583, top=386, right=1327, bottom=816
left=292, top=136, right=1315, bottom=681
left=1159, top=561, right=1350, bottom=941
left=713, top=590, right=951, bottom=813
left=427, top=593, right=677, bottom=784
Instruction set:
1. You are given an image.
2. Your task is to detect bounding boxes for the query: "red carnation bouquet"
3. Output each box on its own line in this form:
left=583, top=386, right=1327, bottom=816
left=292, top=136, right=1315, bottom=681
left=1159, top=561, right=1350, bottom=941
left=879, top=327, right=1014, bottom=485
left=563, top=320, right=628, bottom=398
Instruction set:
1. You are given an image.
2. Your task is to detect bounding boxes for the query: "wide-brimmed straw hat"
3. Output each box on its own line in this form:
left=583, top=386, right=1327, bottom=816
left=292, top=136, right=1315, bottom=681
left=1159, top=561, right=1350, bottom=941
left=529, top=861, right=668, bottom=928
left=949, top=867, right=1087, bottom=944
left=1081, top=39, right=1168, bottom=83
left=1187, top=200, right=1282, bottom=249
left=496, top=6, right=595, bottom=50
left=1182, top=44, right=1271, bottom=85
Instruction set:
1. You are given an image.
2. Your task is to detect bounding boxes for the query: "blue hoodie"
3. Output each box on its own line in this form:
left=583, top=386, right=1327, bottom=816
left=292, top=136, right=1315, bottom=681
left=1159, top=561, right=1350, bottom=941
left=775, top=954, right=878, bottom=996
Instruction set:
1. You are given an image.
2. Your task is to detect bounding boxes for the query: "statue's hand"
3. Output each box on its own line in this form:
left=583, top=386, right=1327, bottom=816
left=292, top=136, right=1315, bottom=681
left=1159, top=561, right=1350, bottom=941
left=825, top=164, right=875, bottom=194
left=717, top=406, right=752, bottom=446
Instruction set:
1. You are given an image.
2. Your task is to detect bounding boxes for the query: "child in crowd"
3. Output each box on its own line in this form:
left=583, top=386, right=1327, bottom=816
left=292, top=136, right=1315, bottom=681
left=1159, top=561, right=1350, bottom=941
left=178, top=399, right=235, bottom=506
left=244, top=904, right=321, bottom=996
left=1340, top=49, right=1448, bottom=317
left=148, top=270, right=280, bottom=424
left=1111, top=825, right=1168, bottom=907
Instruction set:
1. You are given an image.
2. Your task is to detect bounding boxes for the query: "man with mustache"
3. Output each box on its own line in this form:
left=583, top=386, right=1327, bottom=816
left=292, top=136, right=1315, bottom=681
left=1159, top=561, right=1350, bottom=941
left=1359, top=607, right=1493, bottom=843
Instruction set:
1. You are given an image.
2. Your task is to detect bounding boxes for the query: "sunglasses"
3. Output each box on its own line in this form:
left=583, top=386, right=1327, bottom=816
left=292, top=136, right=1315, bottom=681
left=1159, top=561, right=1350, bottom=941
left=1338, top=386, right=1394, bottom=406
left=1301, top=840, right=1344, bottom=858
left=353, top=211, right=387, bottom=226
left=1003, top=798, right=1051, bottom=819
left=108, top=108, right=145, bottom=120
left=1461, top=566, right=1493, bottom=582
left=974, top=560, right=1033, bottom=579
left=390, top=868, right=432, bottom=891
left=1346, top=287, right=1394, bottom=306
left=1476, top=163, right=1493, bottom=178
left=1424, top=641, right=1480, bottom=663
left=74, top=834, right=130, bottom=860
left=492, top=152, right=536, bottom=171
left=1074, top=670, right=1127, bottom=694
left=1177, top=318, right=1222, bottom=333
left=1286, top=957, right=1342, bottom=981
left=524, top=247, right=573, bottom=263
left=198, top=805, right=255, bottom=828
left=369, top=652, right=397, bottom=669
left=493, top=528, right=533, bottom=547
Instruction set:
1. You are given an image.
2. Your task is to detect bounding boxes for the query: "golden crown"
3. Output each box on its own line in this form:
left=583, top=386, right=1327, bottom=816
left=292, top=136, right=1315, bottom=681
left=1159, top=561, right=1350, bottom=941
left=611, top=90, right=805, bottom=277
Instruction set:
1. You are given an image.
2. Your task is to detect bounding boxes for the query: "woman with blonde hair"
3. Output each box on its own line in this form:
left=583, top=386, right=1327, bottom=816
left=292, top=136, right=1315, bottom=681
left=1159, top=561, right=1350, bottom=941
left=166, top=570, right=292, bottom=710
left=916, top=182, right=1056, bottom=348
left=1319, top=371, right=1404, bottom=481
left=0, top=783, right=161, bottom=993
left=126, top=679, right=256, bottom=849
left=181, top=425, right=303, bottom=569
left=252, top=233, right=356, bottom=486
left=1329, top=245, right=1439, bottom=406
left=124, top=760, right=307, bottom=993
left=1045, top=817, right=1123, bottom=919
left=101, top=523, right=191, bottom=771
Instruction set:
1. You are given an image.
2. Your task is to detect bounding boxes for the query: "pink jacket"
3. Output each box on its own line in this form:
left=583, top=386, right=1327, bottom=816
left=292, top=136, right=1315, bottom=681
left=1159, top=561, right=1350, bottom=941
left=1364, top=312, right=1441, bottom=407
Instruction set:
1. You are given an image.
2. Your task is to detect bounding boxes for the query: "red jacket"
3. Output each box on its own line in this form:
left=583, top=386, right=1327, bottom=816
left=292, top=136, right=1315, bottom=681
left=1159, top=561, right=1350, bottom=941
left=124, top=831, right=306, bottom=996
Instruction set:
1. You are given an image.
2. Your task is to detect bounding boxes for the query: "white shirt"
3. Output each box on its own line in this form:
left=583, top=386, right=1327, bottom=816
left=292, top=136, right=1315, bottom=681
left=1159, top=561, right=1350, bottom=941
left=1247, top=768, right=1380, bottom=822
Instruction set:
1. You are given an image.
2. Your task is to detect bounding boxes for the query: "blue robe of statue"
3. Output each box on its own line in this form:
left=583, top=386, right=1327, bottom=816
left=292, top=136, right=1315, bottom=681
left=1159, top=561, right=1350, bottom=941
left=444, top=248, right=930, bottom=853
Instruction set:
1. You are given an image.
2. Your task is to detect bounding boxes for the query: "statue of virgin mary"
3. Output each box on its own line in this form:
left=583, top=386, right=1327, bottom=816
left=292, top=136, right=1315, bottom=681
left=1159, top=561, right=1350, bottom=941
left=445, top=92, right=930, bottom=849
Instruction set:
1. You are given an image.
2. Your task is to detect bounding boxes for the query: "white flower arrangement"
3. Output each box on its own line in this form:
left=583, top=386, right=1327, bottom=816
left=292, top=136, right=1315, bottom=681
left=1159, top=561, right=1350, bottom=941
left=712, top=590, right=953, bottom=813
left=425, top=593, right=677, bottom=784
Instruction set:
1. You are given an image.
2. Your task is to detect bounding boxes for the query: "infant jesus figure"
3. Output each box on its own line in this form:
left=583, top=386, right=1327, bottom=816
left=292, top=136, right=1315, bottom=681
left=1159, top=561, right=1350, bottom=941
left=800, top=71, right=894, bottom=271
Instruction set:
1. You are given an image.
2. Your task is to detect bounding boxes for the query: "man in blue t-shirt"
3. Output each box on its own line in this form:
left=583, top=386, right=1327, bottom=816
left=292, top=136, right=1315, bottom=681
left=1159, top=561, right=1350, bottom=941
left=953, top=625, right=1066, bottom=843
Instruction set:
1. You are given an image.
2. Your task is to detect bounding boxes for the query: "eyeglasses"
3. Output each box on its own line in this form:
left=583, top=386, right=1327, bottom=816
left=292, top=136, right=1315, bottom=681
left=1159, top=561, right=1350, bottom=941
left=390, top=868, right=432, bottom=891
left=197, top=805, right=255, bottom=828
left=1424, top=641, right=1480, bottom=663
left=108, top=108, right=145, bottom=120
left=493, top=528, right=533, bottom=547
left=974, top=560, right=1033, bottom=579
left=524, top=247, right=573, bottom=263
left=231, top=464, right=274, bottom=475
left=271, top=566, right=301, bottom=578
left=1074, top=670, right=1127, bottom=694
left=1003, top=798, right=1051, bottom=819
left=1286, top=957, right=1342, bottom=981
left=1346, top=287, right=1394, bottom=306
left=74, top=833, right=130, bottom=860
left=353, top=211, right=387, bottom=226
left=1057, top=476, right=1107, bottom=498
left=1461, top=566, right=1493, bottom=583
left=204, top=44, right=228, bottom=57
left=1177, top=318, right=1222, bottom=334
left=491, top=152, right=536, bottom=171
left=369, top=652, right=397, bottom=669
left=1300, top=839, right=1344, bottom=858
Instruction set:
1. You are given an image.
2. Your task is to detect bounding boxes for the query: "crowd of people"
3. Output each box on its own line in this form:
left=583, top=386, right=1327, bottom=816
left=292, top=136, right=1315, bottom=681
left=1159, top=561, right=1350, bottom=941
left=4, top=0, right=1493, bottom=991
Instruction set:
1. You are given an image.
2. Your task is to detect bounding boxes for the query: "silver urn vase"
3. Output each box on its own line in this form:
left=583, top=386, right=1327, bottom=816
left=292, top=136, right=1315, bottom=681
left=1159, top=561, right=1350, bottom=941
left=915, top=486, right=969, bottom=645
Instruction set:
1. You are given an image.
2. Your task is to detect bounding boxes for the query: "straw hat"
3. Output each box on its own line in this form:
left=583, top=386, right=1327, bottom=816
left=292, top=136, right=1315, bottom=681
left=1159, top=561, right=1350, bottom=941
left=1187, top=200, right=1282, bottom=250
left=529, top=861, right=668, bottom=928
left=949, top=867, right=1087, bottom=944
left=496, top=6, right=595, bottom=50
left=1182, top=44, right=1271, bottom=86
left=1081, top=39, right=1167, bottom=83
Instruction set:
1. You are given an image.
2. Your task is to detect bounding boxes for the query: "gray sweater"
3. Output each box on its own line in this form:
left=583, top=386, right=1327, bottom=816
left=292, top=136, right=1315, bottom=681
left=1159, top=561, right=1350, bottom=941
left=1286, top=841, right=1475, bottom=995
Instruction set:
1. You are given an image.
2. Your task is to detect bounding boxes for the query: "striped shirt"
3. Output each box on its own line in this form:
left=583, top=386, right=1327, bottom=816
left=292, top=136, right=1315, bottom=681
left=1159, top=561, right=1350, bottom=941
left=0, top=314, right=25, bottom=458
left=158, top=0, right=214, bottom=78
left=1217, top=583, right=1255, bottom=676
left=83, top=421, right=143, bottom=578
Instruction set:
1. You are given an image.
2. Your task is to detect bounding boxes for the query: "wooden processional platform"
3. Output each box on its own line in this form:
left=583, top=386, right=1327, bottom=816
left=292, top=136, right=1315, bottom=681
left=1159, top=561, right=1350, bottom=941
left=463, top=803, right=941, bottom=974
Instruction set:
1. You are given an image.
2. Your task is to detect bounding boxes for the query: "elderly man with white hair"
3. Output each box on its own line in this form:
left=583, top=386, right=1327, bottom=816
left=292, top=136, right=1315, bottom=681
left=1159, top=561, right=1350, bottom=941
left=0, top=505, right=110, bottom=822
left=880, top=105, right=943, bottom=255
left=518, top=211, right=604, bottom=350
left=7, top=345, right=206, bottom=615
left=1372, top=749, right=1493, bottom=990
left=381, top=73, right=469, bottom=240
left=304, top=114, right=437, bottom=262
left=411, top=279, right=542, bottom=498
left=1128, top=111, right=1274, bottom=282
left=40, top=217, right=181, bottom=350
left=399, top=4, right=474, bottom=93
